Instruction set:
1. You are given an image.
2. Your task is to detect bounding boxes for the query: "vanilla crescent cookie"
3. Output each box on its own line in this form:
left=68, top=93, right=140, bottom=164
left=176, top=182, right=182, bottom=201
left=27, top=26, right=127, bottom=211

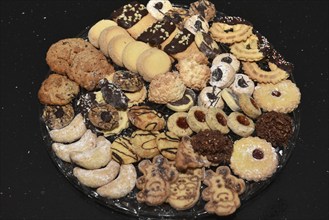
left=186, top=106, right=210, bottom=133
left=198, top=86, right=224, bottom=109
left=210, top=15, right=253, bottom=44
left=230, top=33, right=272, bottom=62
left=130, top=130, right=160, bottom=159
left=167, top=112, right=193, bottom=137
left=230, top=137, right=278, bottom=182
left=206, top=107, right=230, bottom=134
left=52, top=130, right=97, bottom=163
left=227, top=112, right=255, bottom=137
left=230, top=73, right=255, bottom=96
left=148, top=72, right=186, bottom=104
left=70, top=136, right=112, bottom=170
left=97, top=164, right=137, bottom=199
left=49, top=113, right=87, bottom=143
left=210, top=62, right=236, bottom=89
left=147, top=0, right=173, bottom=20
left=213, top=53, right=241, bottom=72
left=73, top=160, right=120, bottom=188
left=253, top=80, right=301, bottom=113
left=156, top=131, right=180, bottom=161
left=88, top=19, right=117, bottom=48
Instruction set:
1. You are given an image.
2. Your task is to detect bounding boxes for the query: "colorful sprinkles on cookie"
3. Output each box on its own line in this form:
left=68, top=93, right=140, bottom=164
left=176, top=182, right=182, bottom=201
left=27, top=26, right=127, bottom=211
left=38, top=0, right=301, bottom=218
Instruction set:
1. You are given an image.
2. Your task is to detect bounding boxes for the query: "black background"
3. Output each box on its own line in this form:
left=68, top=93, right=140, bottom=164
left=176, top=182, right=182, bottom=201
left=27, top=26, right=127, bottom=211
left=0, top=0, right=328, bottom=219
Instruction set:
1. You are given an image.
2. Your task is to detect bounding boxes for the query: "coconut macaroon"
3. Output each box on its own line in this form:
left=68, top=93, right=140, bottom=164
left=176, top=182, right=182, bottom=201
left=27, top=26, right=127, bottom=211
left=148, top=72, right=186, bottom=104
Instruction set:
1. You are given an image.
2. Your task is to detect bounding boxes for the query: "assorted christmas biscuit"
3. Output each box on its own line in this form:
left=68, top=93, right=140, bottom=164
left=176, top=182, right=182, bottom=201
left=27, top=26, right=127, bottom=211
left=38, top=0, right=301, bottom=217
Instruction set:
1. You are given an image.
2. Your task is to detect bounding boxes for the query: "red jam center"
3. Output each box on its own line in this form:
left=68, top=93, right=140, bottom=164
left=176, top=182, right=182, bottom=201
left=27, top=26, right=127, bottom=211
left=250, top=98, right=259, bottom=109
left=216, top=113, right=227, bottom=126
left=176, top=117, right=189, bottom=129
left=252, top=149, right=264, bottom=160
left=194, top=110, right=206, bottom=122
left=272, top=90, right=281, bottom=97
left=237, top=115, right=250, bottom=126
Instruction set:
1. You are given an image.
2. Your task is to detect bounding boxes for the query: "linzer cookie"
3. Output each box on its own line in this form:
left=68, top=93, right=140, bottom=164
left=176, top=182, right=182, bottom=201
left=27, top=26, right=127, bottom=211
left=253, top=80, right=301, bottom=113
left=210, top=15, right=253, bottom=44
left=167, top=112, right=193, bottom=137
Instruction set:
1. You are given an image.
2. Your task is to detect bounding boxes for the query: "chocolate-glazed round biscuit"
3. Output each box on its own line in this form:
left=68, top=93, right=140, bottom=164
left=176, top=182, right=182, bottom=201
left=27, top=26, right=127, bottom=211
left=191, top=130, right=233, bottom=164
left=42, top=104, right=75, bottom=130
left=113, top=70, right=144, bottom=92
left=256, top=111, right=293, bottom=147
left=88, top=104, right=119, bottom=130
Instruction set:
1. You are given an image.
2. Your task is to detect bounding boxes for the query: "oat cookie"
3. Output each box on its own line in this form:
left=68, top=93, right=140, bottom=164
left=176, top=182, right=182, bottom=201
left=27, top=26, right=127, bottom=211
left=136, top=155, right=178, bottom=206
left=38, top=74, right=79, bottom=106
left=67, top=49, right=115, bottom=91
left=202, top=166, right=245, bottom=216
left=46, top=38, right=95, bottom=75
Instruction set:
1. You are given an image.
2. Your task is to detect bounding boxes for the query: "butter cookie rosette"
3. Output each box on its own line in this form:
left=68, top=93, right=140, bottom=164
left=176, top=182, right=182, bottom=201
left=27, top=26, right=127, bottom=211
left=148, top=72, right=186, bottom=104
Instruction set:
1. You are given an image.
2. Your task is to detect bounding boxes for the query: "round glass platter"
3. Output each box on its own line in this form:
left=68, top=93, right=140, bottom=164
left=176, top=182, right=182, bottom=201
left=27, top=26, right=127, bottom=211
left=39, top=5, right=301, bottom=219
